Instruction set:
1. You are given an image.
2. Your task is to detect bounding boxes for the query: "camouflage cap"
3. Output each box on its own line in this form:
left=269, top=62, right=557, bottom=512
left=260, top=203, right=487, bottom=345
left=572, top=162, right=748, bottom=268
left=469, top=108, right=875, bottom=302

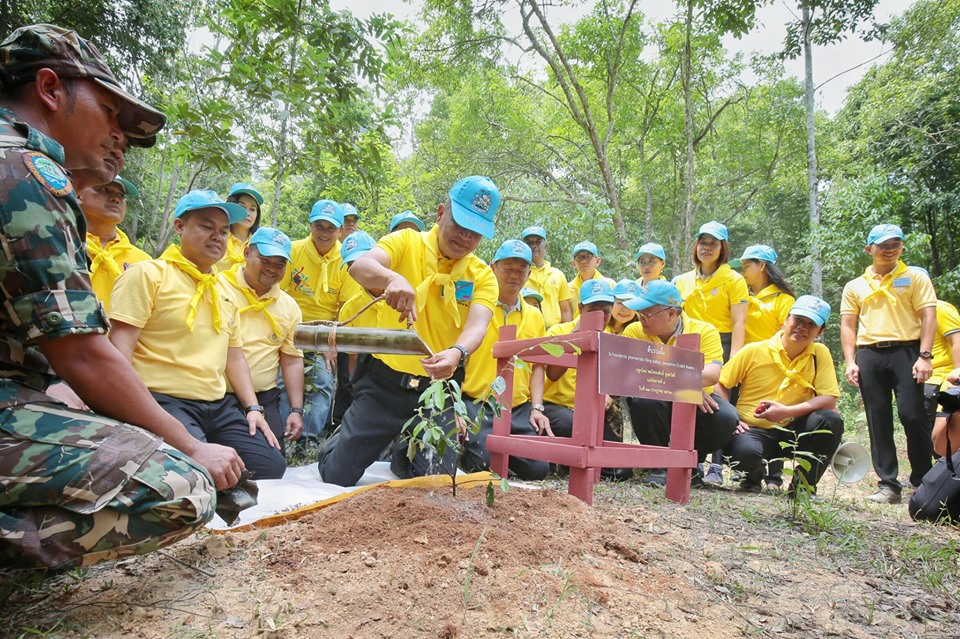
left=0, top=24, right=166, bottom=148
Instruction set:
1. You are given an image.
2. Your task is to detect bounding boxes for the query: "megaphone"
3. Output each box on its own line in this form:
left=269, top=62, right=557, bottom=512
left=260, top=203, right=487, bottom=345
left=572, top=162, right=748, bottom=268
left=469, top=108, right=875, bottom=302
left=831, top=441, right=871, bottom=483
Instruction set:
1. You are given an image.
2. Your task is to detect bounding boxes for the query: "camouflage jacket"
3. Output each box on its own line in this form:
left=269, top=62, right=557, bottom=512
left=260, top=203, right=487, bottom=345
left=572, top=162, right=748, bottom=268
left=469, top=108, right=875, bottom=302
left=0, top=108, right=107, bottom=397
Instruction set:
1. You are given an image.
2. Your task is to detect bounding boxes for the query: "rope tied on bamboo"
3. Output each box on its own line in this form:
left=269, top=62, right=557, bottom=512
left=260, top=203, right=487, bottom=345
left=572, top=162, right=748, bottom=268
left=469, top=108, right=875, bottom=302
left=301, top=294, right=386, bottom=355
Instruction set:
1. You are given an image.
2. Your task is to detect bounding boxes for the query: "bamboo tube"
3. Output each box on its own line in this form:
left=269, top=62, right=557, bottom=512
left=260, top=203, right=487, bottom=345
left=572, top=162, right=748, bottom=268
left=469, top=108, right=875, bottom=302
left=294, top=325, right=431, bottom=355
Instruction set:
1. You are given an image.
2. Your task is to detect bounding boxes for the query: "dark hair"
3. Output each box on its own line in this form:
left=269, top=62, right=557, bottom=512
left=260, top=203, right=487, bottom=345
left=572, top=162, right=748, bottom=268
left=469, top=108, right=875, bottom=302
left=227, top=193, right=260, bottom=234
left=764, top=261, right=795, bottom=297
left=692, top=236, right=730, bottom=268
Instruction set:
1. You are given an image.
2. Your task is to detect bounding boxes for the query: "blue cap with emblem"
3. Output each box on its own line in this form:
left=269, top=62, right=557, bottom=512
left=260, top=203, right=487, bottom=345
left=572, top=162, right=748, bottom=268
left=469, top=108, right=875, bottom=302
left=579, top=278, right=615, bottom=305
left=633, top=242, right=666, bottom=261
left=866, top=223, right=904, bottom=246
left=613, top=279, right=642, bottom=301
left=624, top=280, right=684, bottom=312
left=520, top=287, right=543, bottom=303
left=175, top=190, right=247, bottom=224
left=730, top=244, right=778, bottom=269
left=342, top=202, right=361, bottom=220
left=572, top=241, right=599, bottom=257
left=228, top=182, right=264, bottom=206
left=389, top=210, right=425, bottom=232
left=697, top=221, right=729, bottom=241
left=309, top=199, right=345, bottom=228
left=492, top=239, right=534, bottom=265
left=521, top=225, right=547, bottom=241
left=341, top=230, right=376, bottom=265
left=448, top=175, right=500, bottom=239
left=789, top=295, right=831, bottom=327
left=249, top=227, right=292, bottom=261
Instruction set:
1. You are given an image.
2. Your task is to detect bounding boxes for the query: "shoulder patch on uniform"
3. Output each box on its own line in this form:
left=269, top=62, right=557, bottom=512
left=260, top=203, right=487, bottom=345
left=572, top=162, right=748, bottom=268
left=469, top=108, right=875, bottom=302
left=22, top=151, right=73, bottom=197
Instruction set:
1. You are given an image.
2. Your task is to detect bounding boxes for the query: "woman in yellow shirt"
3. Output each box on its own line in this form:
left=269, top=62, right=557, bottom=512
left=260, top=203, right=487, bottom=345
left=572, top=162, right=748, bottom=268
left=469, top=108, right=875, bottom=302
left=735, top=245, right=796, bottom=344
left=634, top=242, right=667, bottom=285
left=216, top=182, right=264, bottom=272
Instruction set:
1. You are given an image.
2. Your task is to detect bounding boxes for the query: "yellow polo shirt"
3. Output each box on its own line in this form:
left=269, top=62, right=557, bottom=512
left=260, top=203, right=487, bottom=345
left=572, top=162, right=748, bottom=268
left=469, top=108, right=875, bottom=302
left=719, top=332, right=840, bottom=428
left=543, top=319, right=613, bottom=409
left=281, top=238, right=347, bottom=322
left=221, top=267, right=303, bottom=393
left=215, top=233, right=248, bottom=273
left=375, top=227, right=499, bottom=377
left=525, top=261, right=572, bottom=328
left=86, top=229, right=151, bottom=313
left=463, top=298, right=546, bottom=405
left=569, top=271, right=614, bottom=319
left=674, top=264, right=749, bottom=333
left=840, top=260, right=937, bottom=345
left=110, top=260, right=242, bottom=401
left=931, top=300, right=960, bottom=387
left=745, top=285, right=795, bottom=344
left=623, top=314, right=723, bottom=393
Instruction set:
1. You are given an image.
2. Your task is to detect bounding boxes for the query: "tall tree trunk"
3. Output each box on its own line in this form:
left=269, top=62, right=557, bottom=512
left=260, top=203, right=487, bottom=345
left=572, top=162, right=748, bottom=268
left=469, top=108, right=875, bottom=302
left=803, top=6, right=822, bottom=297
left=153, top=160, right=182, bottom=256
left=680, top=0, right=696, bottom=259
left=270, top=0, right=304, bottom=225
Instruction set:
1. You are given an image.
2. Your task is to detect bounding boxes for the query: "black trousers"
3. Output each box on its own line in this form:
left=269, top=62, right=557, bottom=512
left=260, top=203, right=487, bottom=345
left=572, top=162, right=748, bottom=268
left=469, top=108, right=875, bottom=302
left=460, top=400, right=550, bottom=480
left=726, top=410, right=844, bottom=490
left=626, top=394, right=738, bottom=464
left=856, top=343, right=935, bottom=492
left=317, top=356, right=461, bottom=487
left=152, top=391, right=286, bottom=480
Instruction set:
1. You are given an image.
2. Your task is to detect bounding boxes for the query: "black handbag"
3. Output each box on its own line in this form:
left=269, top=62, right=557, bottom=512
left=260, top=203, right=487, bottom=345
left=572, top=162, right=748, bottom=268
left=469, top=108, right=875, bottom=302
left=909, top=421, right=960, bottom=524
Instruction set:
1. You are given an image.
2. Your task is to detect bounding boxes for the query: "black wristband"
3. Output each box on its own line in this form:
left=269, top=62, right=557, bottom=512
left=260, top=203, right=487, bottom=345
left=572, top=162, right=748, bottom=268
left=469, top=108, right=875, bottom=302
left=245, top=404, right=264, bottom=414
left=290, top=407, right=305, bottom=415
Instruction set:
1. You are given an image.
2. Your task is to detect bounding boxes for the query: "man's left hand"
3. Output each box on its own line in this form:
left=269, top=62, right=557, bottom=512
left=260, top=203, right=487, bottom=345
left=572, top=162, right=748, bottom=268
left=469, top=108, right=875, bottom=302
left=913, top=357, right=933, bottom=384
left=420, top=348, right=461, bottom=380
left=247, top=411, right=281, bottom=450
left=285, top=412, right=303, bottom=441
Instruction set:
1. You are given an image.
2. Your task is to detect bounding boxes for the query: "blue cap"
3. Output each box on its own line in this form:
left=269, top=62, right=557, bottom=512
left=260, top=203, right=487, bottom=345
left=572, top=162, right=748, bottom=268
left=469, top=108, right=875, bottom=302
left=340, top=230, right=376, bottom=265
left=633, top=242, right=666, bottom=261
left=520, top=287, right=543, bottom=303
left=697, top=221, right=729, bottom=241
left=175, top=190, right=247, bottom=224
left=866, top=223, right=904, bottom=245
left=342, top=202, right=361, bottom=220
left=572, top=240, right=599, bottom=257
left=790, top=295, right=831, bottom=327
left=613, top=279, right=642, bottom=300
left=492, top=239, right=534, bottom=265
left=228, top=182, right=264, bottom=206
left=738, top=244, right=778, bottom=263
left=448, top=175, right=500, bottom=239
left=521, top=225, right=547, bottom=240
left=579, top=278, right=615, bottom=305
left=389, top=210, right=425, bottom=232
left=249, top=227, right=292, bottom=261
left=112, top=176, right=138, bottom=198
left=309, top=199, right=345, bottom=227
left=624, top=280, right=683, bottom=311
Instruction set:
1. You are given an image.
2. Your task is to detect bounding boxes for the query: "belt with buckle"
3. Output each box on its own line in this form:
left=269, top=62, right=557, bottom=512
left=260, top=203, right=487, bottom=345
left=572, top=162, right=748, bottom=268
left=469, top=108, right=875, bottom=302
left=860, top=340, right=919, bottom=350
left=368, top=357, right=432, bottom=392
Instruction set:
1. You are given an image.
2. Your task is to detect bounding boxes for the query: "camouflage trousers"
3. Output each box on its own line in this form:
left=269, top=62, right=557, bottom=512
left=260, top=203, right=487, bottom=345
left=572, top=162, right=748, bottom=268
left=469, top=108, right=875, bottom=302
left=0, top=394, right=216, bottom=570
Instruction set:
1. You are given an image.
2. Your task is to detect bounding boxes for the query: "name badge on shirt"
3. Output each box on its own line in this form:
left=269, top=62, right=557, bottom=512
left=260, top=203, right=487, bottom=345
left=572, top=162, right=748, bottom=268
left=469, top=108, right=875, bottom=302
left=455, top=280, right=474, bottom=302
left=893, top=277, right=911, bottom=289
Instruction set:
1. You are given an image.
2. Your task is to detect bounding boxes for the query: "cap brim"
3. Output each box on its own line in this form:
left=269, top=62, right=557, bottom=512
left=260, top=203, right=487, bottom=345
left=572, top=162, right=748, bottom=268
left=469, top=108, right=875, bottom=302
left=252, top=243, right=289, bottom=260
left=450, top=201, right=494, bottom=239
left=309, top=214, right=343, bottom=228
left=729, top=259, right=743, bottom=269
left=113, top=176, right=137, bottom=198
left=623, top=296, right=657, bottom=311
left=92, top=78, right=166, bottom=146
left=231, top=188, right=264, bottom=205
left=581, top=294, right=615, bottom=305
left=870, top=233, right=903, bottom=245
left=790, top=309, right=825, bottom=327
left=219, top=202, right=248, bottom=224
left=699, top=231, right=726, bottom=240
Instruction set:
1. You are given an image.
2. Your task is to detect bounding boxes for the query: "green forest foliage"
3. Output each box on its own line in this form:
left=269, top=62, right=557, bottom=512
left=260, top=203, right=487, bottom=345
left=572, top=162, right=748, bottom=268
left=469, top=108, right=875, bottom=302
left=11, top=0, right=960, bottom=331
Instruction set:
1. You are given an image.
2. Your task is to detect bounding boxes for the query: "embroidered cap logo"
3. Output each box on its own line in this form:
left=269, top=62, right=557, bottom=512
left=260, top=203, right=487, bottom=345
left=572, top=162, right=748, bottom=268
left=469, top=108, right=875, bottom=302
left=471, top=192, right=492, bottom=214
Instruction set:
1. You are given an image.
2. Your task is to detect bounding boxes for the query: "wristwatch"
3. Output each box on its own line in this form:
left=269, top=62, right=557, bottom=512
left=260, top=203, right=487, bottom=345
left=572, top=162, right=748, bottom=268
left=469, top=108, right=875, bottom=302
left=244, top=404, right=265, bottom=414
left=290, top=407, right=305, bottom=415
left=919, top=351, right=933, bottom=360
left=451, top=344, right=469, bottom=367
left=531, top=403, right=546, bottom=412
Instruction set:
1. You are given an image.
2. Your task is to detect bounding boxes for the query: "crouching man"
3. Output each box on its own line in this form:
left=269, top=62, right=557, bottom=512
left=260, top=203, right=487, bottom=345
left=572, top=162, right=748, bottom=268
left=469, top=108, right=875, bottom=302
left=719, top=296, right=843, bottom=495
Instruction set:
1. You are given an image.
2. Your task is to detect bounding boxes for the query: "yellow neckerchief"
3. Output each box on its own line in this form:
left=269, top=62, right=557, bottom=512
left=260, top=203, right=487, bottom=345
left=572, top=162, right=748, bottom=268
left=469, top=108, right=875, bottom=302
left=87, top=229, right=135, bottom=279
left=767, top=331, right=817, bottom=399
left=160, top=244, right=221, bottom=333
left=223, top=233, right=249, bottom=268
left=527, top=261, right=555, bottom=291
left=690, top=263, right=733, bottom=304
left=302, top=239, right=340, bottom=304
left=861, top=260, right=908, bottom=305
left=748, top=283, right=783, bottom=310
left=415, top=225, right=471, bottom=327
left=221, top=267, right=281, bottom=336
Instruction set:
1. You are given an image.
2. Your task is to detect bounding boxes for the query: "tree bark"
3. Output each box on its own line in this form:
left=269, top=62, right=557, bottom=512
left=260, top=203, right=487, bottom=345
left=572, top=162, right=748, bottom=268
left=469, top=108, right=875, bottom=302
left=680, top=0, right=696, bottom=262
left=803, top=5, right=822, bottom=297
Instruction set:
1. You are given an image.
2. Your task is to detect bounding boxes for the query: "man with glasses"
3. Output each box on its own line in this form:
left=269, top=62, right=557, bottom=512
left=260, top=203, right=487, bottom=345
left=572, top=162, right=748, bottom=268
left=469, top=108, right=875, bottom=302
left=281, top=200, right=347, bottom=441
left=840, top=224, right=937, bottom=504
left=622, top=281, right=739, bottom=486
left=522, top=226, right=572, bottom=328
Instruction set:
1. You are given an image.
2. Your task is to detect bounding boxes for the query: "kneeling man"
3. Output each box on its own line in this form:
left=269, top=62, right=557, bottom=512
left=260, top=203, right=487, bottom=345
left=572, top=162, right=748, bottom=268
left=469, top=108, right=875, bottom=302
left=719, top=295, right=843, bottom=495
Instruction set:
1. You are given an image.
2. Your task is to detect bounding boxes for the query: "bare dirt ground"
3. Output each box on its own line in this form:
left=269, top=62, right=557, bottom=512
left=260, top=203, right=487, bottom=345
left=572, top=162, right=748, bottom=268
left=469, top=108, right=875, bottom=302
left=3, top=466, right=958, bottom=639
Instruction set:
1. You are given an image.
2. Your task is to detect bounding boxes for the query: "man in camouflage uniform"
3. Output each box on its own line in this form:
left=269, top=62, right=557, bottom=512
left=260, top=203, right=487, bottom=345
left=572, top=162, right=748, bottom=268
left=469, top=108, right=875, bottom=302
left=0, top=24, right=243, bottom=570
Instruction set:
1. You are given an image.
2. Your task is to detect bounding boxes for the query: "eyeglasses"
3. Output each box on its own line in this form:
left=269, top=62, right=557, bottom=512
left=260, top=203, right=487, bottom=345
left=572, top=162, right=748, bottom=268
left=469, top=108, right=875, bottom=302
left=637, top=307, right=671, bottom=322
left=573, top=253, right=595, bottom=262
